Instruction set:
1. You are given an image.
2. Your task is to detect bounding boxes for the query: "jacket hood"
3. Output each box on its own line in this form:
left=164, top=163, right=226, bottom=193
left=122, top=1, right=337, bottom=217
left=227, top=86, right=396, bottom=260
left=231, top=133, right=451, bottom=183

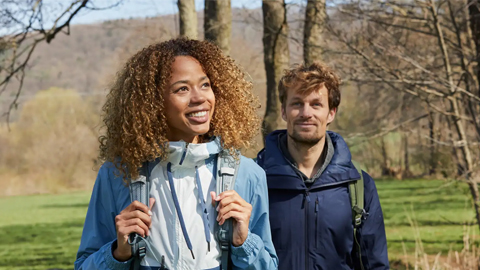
left=261, top=130, right=360, bottom=189
left=161, top=137, right=222, bottom=169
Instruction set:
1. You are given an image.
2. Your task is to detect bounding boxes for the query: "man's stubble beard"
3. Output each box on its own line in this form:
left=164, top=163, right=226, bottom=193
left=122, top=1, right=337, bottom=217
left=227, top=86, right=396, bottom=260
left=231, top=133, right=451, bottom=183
left=288, top=128, right=323, bottom=146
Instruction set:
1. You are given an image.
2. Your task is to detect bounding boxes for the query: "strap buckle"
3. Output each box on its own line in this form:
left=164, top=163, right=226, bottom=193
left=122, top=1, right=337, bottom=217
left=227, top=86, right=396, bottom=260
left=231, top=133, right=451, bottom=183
left=353, top=206, right=368, bottom=227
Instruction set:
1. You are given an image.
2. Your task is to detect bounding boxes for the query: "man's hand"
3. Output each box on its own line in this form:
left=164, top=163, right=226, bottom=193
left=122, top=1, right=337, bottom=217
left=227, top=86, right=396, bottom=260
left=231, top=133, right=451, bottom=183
left=211, top=191, right=252, bottom=247
left=113, top=198, right=155, bottom=261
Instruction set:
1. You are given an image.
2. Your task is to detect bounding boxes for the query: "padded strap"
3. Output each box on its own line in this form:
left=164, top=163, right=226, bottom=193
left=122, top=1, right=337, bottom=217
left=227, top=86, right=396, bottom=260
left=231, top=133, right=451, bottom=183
left=216, top=150, right=240, bottom=270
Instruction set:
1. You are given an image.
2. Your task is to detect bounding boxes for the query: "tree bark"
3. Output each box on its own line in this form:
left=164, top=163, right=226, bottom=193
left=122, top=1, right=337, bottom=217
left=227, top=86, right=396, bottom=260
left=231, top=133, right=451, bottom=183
left=380, top=136, right=389, bottom=176
left=427, top=108, right=437, bottom=175
left=468, top=0, right=480, bottom=97
left=262, top=0, right=290, bottom=138
left=178, top=0, right=197, bottom=39
left=204, top=0, right=231, bottom=54
left=304, top=0, right=326, bottom=65
left=430, top=0, right=480, bottom=229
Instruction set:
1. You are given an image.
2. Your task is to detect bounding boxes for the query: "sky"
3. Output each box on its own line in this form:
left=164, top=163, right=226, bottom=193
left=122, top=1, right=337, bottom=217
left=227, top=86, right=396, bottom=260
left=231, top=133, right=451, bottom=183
left=1, top=0, right=302, bottom=36
left=71, top=0, right=265, bottom=25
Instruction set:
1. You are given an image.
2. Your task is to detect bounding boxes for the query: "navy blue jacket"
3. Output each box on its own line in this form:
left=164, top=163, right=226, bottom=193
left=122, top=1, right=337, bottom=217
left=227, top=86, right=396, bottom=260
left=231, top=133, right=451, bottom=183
left=257, top=130, right=389, bottom=270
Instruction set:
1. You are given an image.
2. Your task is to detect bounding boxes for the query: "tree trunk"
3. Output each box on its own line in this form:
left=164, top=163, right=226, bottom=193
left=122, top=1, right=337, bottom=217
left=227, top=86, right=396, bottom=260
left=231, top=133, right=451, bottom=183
left=178, top=0, right=197, bottom=39
left=304, top=0, right=326, bottom=65
left=468, top=0, right=480, bottom=97
left=380, top=136, right=389, bottom=176
left=430, top=0, right=480, bottom=229
left=261, top=0, right=289, bottom=138
left=402, top=132, right=410, bottom=179
left=427, top=108, right=437, bottom=175
left=204, top=0, right=231, bottom=55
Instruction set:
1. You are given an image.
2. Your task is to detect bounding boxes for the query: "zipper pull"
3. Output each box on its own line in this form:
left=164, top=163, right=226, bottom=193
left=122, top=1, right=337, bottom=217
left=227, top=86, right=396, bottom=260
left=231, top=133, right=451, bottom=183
left=304, top=190, right=310, bottom=203
left=315, top=198, right=319, bottom=213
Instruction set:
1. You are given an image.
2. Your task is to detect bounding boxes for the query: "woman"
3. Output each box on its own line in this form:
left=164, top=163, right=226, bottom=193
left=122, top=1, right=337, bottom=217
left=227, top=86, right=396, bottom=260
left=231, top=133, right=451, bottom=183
left=74, top=38, right=278, bottom=270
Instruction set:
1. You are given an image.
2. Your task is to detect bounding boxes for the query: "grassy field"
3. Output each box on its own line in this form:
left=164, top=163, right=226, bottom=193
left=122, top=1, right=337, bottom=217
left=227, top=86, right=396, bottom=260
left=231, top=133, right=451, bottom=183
left=0, top=192, right=90, bottom=270
left=0, top=179, right=477, bottom=269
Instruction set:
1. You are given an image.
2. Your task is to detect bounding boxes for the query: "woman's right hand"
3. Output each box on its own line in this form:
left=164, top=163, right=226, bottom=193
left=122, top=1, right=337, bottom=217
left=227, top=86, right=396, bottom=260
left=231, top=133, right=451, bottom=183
left=113, top=198, right=155, bottom=261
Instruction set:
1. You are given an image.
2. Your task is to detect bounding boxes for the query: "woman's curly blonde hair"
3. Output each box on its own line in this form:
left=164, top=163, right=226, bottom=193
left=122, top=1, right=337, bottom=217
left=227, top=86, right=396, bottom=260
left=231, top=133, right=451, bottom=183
left=98, top=38, right=260, bottom=179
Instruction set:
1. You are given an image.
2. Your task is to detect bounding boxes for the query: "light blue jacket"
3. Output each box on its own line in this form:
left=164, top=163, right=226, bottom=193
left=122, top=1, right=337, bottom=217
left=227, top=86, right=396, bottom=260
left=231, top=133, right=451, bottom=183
left=75, top=139, right=278, bottom=270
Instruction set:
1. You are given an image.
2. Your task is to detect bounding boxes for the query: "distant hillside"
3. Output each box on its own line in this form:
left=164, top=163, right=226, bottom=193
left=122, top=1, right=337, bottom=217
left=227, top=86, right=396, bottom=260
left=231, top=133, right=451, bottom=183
left=1, top=7, right=305, bottom=118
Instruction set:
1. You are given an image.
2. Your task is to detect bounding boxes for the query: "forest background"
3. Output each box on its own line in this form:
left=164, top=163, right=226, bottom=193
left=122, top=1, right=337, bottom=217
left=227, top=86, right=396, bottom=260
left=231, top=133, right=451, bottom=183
left=1, top=0, right=480, bottom=269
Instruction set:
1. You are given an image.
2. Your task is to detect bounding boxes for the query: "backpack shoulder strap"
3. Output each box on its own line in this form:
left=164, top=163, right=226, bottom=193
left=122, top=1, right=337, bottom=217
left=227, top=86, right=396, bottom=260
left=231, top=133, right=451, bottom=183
left=349, top=167, right=364, bottom=228
left=216, top=150, right=240, bottom=270
left=349, top=162, right=366, bottom=270
left=128, top=161, right=156, bottom=270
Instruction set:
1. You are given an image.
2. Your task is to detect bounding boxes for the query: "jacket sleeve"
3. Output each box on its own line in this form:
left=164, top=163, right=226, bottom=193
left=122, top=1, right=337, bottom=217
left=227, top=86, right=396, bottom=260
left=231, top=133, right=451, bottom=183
left=353, top=172, right=389, bottom=270
left=74, top=164, right=133, bottom=270
left=230, top=165, right=279, bottom=270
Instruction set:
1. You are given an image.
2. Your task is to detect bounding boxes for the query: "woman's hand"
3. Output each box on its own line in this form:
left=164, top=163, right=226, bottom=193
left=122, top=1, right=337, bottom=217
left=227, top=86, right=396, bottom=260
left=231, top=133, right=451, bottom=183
left=211, top=191, right=252, bottom=247
left=113, top=198, right=155, bottom=261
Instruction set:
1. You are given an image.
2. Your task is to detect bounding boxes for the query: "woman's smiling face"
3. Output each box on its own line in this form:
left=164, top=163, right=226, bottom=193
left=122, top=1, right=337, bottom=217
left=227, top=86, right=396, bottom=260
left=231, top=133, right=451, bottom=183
left=164, top=56, right=215, bottom=143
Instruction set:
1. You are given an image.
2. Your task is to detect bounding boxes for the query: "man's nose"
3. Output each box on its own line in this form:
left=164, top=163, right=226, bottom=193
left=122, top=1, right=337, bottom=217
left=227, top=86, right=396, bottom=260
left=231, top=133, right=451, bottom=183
left=299, top=104, right=313, bottom=118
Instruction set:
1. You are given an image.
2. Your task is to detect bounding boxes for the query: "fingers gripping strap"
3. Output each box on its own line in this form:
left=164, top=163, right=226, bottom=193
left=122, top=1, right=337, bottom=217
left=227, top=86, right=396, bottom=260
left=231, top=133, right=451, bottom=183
left=128, top=162, right=152, bottom=270
left=216, top=151, right=240, bottom=270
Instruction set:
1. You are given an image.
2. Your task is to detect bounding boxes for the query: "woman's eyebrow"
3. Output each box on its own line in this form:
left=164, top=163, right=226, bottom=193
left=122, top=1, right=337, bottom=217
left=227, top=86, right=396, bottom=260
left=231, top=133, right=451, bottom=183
left=170, top=80, right=189, bottom=88
left=170, top=76, right=208, bottom=88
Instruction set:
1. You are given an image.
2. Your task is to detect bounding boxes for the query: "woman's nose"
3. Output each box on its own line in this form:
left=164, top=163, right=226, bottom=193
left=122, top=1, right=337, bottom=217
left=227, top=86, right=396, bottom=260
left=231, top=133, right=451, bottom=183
left=189, top=87, right=206, bottom=105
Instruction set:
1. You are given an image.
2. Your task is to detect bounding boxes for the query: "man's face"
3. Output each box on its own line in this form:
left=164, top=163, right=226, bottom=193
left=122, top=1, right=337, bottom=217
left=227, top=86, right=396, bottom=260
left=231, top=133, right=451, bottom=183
left=282, top=84, right=336, bottom=145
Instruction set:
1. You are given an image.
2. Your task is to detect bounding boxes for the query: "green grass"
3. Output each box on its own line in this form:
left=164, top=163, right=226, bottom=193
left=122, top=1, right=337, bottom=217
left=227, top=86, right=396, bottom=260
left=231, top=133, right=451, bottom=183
left=0, top=179, right=477, bottom=269
left=378, top=178, right=478, bottom=261
left=0, top=192, right=90, bottom=270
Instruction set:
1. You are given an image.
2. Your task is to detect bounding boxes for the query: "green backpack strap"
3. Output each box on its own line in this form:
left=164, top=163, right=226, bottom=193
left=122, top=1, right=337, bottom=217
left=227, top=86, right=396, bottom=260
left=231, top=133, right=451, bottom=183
left=349, top=170, right=364, bottom=228
left=216, top=150, right=240, bottom=270
left=349, top=162, right=366, bottom=270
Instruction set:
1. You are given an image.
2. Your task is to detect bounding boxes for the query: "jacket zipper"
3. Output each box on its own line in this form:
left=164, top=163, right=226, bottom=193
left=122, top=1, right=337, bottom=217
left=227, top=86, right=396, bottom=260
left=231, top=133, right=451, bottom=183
left=301, top=181, right=355, bottom=269
left=304, top=190, right=311, bottom=270
left=179, top=143, right=189, bottom=165
left=315, top=197, right=319, bottom=249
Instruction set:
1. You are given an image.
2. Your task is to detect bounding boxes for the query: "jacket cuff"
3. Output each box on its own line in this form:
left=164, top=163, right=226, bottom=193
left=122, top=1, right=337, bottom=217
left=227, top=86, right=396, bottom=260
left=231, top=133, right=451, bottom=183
left=230, top=231, right=262, bottom=257
left=105, top=240, right=133, bottom=270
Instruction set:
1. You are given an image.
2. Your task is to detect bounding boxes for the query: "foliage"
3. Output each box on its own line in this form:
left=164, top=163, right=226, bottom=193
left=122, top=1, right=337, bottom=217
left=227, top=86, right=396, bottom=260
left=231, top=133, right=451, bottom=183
left=0, top=87, right=101, bottom=195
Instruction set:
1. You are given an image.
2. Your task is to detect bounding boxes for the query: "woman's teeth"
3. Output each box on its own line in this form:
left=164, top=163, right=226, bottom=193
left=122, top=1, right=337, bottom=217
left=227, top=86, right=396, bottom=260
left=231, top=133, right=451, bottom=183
left=188, top=111, right=207, bottom=117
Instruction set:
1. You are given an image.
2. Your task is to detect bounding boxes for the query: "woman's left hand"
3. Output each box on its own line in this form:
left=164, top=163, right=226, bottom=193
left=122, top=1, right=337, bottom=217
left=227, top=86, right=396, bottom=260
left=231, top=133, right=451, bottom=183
left=211, top=190, right=252, bottom=247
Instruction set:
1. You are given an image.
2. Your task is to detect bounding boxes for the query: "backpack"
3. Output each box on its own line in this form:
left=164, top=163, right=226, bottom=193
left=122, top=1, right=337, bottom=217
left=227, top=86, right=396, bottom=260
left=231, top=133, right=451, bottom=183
left=349, top=164, right=367, bottom=270
left=128, top=150, right=240, bottom=270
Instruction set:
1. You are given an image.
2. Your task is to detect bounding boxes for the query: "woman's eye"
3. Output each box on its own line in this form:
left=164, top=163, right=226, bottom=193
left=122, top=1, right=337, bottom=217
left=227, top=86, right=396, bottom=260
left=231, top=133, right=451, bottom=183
left=202, top=82, right=211, bottom=88
left=174, top=86, right=188, bottom=93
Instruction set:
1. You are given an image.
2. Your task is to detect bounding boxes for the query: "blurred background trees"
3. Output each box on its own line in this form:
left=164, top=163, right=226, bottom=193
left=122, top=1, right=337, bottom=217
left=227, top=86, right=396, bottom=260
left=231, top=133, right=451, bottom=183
left=0, top=1, right=478, bottom=210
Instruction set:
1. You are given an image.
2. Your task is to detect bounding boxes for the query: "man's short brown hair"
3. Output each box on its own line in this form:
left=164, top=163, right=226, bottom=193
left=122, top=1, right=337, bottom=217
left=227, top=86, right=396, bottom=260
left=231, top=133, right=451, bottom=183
left=278, top=62, right=341, bottom=110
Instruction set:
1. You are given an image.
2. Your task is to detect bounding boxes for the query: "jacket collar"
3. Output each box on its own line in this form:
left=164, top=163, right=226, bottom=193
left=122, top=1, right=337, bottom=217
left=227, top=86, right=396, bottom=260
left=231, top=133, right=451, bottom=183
left=262, top=130, right=360, bottom=189
left=161, top=137, right=222, bottom=169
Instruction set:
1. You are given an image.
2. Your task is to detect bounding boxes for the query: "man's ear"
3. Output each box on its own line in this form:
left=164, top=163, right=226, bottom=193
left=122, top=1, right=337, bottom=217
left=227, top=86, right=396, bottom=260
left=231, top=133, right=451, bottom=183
left=327, top=107, right=337, bottom=124
left=281, top=106, right=287, bottom=122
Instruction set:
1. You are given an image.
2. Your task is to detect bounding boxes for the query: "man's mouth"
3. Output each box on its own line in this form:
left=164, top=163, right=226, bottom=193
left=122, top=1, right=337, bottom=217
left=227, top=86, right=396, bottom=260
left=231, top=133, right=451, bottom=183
left=295, top=122, right=316, bottom=126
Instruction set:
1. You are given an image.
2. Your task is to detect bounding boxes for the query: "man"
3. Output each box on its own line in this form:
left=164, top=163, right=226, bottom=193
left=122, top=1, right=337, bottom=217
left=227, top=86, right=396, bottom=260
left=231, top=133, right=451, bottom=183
left=257, top=62, right=389, bottom=270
